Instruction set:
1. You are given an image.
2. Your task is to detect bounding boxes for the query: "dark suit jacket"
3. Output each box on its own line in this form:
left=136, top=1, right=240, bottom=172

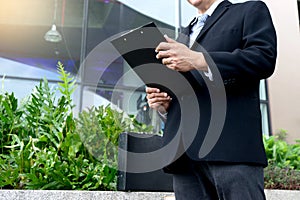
left=163, top=0, right=277, bottom=173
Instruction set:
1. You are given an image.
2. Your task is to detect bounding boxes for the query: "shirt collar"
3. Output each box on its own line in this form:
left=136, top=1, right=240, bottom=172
left=196, top=0, right=224, bottom=17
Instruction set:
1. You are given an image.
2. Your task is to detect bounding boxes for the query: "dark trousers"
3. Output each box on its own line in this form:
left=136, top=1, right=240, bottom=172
left=173, top=160, right=266, bottom=200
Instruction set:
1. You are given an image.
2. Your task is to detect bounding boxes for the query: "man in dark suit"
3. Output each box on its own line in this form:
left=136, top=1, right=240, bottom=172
left=146, top=0, right=277, bottom=199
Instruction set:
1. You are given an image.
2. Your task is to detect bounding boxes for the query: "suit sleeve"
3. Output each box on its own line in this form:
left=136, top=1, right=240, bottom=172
left=208, top=1, right=277, bottom=82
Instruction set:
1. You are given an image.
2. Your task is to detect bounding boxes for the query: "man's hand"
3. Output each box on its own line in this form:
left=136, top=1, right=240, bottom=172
left=146, top=87, right=171, bottom=115
left=155, top=35, right=208, bottom=72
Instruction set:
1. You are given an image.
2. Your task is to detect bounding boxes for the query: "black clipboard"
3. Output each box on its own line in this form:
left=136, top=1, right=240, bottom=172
left=110, top=22, right=199, bottom=96
left=111, top=22, right=165, bottom=66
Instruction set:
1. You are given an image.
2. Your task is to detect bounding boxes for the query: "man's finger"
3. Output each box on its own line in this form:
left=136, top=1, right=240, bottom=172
left=146, top=87, right=160, bottom=93
left=164, top=34, right=176, bottom=43
left=157, top=50, right=171, bottom=59
left=155, top=41, right=172, bottom=52
left=162, top=57, right=174, bottom=65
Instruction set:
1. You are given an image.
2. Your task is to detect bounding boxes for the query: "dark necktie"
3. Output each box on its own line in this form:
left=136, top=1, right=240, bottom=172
left=189, top=14, right=209, bottom=47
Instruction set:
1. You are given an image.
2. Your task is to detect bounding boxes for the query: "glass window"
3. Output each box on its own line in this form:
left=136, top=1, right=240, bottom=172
left=260, top=103, right=270, bottom=136
left=260, top=80, right=271, bottom=135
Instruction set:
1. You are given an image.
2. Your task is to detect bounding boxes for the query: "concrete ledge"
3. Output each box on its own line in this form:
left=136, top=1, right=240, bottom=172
left=0, top=190, right=174, bottom=200
left=265, top=189, right=300, bottom=200
left=0, top=189, right=299, bottom=200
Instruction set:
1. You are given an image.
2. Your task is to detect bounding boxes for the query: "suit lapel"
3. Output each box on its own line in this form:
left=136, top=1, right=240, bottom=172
left=192, top=0, right=232, bottom=46
left=177, top=26, right=190, bottom=47
left=187, top=1, right=232, bottom=85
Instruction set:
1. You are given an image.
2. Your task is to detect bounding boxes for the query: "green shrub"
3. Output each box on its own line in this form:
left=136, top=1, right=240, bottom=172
left=264, top=161, right=300, bottom=190
left=264, top=135, right=300, bottom=170
left=0, top=92, right=24, bottom=155
left=263, top=135, right=300, bottom=190
left=0, top=62, right=152, bottom=190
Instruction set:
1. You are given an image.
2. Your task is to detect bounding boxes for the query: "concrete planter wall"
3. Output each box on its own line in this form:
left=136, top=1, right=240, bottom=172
left=0, top=190, right=299, bottom=200
left=265, top=190, right=300, bottom=200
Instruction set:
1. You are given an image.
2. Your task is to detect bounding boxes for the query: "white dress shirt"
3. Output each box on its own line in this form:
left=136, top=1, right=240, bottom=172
left=189, top=0, right=224, bottom=81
